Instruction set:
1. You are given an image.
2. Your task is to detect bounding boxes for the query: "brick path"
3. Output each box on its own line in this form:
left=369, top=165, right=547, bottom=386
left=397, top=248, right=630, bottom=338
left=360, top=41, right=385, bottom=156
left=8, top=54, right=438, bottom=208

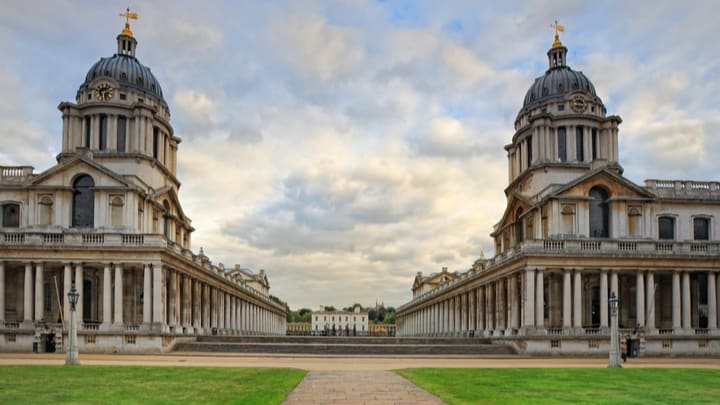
left=282, top=371, right=446, bottom=405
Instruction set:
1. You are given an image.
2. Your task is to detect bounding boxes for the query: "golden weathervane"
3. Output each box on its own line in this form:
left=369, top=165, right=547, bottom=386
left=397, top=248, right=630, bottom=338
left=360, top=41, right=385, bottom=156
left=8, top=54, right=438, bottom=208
left=550, top=20, right=564, bottom=48
left=120, top=7, right=138, bottom=37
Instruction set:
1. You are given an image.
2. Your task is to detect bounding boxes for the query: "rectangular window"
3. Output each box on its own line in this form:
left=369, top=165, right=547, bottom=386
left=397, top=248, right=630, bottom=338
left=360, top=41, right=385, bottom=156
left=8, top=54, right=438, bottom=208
left=592, top=129, right=598, bottom=160
left=84, top=116, right=91, bottom=148
left=44, top=283, right=52, bottom=312
left=152, top=127, right=159, bottom=159
left=694, top=217, right=709, bottom=240
left=527, top=136, right=533, bottom=166
left=117, top=116, right=127, bottom=152
left=557, top=127, right=567, bottom=162
left=658, top=217, right=675, bottom=240
left=99, top=114, right=107, bottom=150
left=2, top=204, right=20, bottom=227
left=576, top=127, right=584, bottom=162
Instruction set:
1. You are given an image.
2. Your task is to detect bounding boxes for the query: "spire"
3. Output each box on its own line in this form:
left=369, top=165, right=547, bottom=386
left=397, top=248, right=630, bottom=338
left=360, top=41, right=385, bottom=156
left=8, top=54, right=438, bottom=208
left=119, top=7, right=138, bottom=37
left=547, top=21, right=567, bottom=70
left=550, top=20, right=564, bottom=48
left=117, top=8, right=138, bottom=57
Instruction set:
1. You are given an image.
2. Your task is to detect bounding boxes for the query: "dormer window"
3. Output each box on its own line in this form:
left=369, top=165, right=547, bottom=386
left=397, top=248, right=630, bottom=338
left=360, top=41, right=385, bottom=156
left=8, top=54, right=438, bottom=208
left=558, top=104, right=565, bottom=111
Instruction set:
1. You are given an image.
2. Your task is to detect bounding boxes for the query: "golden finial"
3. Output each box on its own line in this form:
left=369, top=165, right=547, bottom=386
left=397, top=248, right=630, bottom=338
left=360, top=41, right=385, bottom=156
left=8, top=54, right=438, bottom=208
left=550, top=20, right=565, bottom=48
left=119, top=7, right=138, bottom=37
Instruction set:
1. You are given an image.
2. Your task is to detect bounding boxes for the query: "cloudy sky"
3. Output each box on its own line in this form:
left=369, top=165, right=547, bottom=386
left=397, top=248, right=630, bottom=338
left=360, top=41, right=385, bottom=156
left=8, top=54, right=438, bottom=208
left=1, top=1, right=718, bottom=309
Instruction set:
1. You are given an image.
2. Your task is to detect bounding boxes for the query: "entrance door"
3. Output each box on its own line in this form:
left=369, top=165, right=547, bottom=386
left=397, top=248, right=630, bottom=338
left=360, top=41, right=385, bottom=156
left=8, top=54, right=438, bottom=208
left=590, top=286, right=600, bottom=327
left=83, top=280, right=92, bottom=322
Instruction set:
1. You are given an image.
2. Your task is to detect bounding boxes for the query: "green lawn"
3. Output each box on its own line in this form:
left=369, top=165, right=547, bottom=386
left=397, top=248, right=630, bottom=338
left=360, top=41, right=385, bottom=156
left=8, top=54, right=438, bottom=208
left=0, top=365, right=306, bottom=404
left=396, top=368, right=720, bottom=404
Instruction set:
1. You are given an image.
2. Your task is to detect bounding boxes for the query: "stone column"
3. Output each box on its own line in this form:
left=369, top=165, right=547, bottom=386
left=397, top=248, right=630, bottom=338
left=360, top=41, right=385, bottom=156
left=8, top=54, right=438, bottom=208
left=152, top=264, right=164, bottom=327
left=708, top=272, right=717, bottom=330
left=610, top=271, right=618, bottom=297
left=174, top=272, right=181, bottom=330
left=102, top=264, right=112, bottom=328
left=225, top=293, right=231, bottom=331
left=478, top=286, right=485, bottom=332
left=143, top=264, right=152, bottom=325
left=524, top=269, right=535, bottom=329
left=646, top=271, right=655, bottom=330
left=63, top=263, right=72, bottom=325
left=75, top=264, right=83, bottom=326
left=682, top=271, right=691, bottom=330
left=34, top=262, right=44, bottom=321
left=563, top=269, right=572, bottom=328
left=672, top=271, right=681, bottom=330
left=600, top=270, right=608, bottom=328
left=486, top=283, right=494, bottom=333
left=573, top=271, right=582, bottom=328
left=510, top=275, right=519, bottom=330
left=23, top=263, right=33, bottom=322
left=193, top=280, right=201, bottom=332
left=496, top=280, right=504, bottom=331
left=535, top=269, right=544, bottom=329
left=0, top=262, right=4, bottom=322
left=636, top=272, right=645, bottom=328
left=184, top=275, right=192, bottom=331
left=469, top=291, right=476, bottom=332
left=114, top=264, right=123, bottom=326
left=202, top=284, right=209, bottom=331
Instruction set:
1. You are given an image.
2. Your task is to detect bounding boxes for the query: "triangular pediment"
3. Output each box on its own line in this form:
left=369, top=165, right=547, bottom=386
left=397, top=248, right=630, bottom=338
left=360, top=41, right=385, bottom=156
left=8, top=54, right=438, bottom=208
left=492, top=193, right=534, bottom=236
left=550, top=169, right=656, bottom=200
left=29, top=155, right=130, bottom=188
left=151, top=186, right=191, bottom=225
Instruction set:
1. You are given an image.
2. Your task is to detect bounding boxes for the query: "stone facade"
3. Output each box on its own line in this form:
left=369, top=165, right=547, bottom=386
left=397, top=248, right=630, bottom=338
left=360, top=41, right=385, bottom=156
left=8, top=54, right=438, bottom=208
left=396, top=33, right=720, bottom=355
left=0, top=22, right=286, bottom=353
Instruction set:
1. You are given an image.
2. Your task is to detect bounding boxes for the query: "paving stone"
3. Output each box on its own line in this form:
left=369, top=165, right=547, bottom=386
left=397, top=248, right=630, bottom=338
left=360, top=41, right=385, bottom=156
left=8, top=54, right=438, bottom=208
left=282, top=371, right=446, bottom=405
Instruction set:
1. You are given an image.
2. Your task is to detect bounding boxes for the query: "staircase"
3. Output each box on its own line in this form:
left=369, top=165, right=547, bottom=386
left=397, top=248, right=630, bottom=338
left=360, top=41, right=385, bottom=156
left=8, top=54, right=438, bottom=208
left=173, top=336, right=517, bottom=356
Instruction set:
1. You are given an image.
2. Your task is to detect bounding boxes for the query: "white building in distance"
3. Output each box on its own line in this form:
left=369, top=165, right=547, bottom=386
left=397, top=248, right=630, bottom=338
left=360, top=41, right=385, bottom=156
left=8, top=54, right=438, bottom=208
left=312, top=309, right=369, bottom=336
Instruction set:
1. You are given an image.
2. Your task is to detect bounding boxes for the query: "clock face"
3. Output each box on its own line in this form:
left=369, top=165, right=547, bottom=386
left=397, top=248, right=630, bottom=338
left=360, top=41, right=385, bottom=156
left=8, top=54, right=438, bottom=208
left=571, top=97, right=587, bottom=113
left=94, top=83, right=113, bottom=101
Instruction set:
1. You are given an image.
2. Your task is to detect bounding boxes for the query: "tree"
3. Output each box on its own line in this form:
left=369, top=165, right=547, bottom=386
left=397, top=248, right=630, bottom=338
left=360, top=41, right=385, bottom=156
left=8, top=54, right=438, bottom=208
left=383, top=312, right=396, bottom=324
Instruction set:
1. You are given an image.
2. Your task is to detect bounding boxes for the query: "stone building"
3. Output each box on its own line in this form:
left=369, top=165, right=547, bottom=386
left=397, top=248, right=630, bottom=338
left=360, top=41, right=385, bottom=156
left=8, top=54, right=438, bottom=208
left=312, top=309, right=369, bottom=336
left=396, top=30, right=720, bottom=355
left=0, top=18, right=286, bottom=353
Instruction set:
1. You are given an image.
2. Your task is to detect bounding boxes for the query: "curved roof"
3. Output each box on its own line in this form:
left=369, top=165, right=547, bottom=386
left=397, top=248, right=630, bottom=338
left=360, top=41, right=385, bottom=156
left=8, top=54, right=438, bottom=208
left=82, top=54, right=165, bottom=103
left=521, top=66, right=596, bottom=111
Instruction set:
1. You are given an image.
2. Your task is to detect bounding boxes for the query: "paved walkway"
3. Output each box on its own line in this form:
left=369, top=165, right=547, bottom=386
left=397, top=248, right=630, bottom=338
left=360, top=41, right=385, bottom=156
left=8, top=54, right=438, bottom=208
left=282, top=371, right=446, bottom=405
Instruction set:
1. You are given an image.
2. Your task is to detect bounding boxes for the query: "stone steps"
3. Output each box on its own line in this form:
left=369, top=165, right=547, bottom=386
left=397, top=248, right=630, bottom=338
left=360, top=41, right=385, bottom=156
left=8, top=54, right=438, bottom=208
left=174, top=336, right=517, bottom=356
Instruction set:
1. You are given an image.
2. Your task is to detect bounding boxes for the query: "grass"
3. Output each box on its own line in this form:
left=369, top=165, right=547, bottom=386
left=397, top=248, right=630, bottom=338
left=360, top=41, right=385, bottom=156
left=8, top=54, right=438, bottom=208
left=396, top=368, right=720, bottom=404
left=0, top=365, right=306, bottom=404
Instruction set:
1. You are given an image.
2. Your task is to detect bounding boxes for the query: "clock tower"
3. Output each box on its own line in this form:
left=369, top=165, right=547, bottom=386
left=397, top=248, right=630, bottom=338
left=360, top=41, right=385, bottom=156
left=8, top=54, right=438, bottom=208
left=57, top=10, right=180, bottom=193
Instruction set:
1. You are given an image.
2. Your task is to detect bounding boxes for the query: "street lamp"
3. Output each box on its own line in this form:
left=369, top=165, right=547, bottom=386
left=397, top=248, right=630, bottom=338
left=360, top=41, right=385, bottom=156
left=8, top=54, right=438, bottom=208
left=66, top=282, right=80, bottom=365
left=608, top=292, right=621, bottom=368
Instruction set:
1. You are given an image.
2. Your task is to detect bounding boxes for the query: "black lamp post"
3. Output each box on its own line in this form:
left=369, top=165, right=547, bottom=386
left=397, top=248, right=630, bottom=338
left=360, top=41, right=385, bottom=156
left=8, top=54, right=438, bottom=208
left=608, top=292, right=621, bottom=368
left=66, top=282, right=80, bottom=365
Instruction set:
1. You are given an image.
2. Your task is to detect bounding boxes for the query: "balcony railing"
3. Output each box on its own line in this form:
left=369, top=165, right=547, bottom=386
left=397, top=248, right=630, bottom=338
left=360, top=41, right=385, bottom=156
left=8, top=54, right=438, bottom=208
left=0, top=230, right=286, bottom=313
left=399, top=238, right=720, bottom=311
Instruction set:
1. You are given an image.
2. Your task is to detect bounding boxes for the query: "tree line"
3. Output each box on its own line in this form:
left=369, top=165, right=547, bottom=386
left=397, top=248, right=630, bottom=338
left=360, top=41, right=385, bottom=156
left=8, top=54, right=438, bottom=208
left=287, top=303, right=396, bottom=324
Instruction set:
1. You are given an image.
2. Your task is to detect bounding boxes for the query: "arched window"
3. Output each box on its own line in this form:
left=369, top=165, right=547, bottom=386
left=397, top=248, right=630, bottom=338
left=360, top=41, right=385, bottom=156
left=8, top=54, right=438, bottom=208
left=2, top=203, right=20, bottom=227
left=589, top=186, right=609, bottom=237
left=515, top=208, right=524, bottom=244
left=72, top=175, right=95, bottom=228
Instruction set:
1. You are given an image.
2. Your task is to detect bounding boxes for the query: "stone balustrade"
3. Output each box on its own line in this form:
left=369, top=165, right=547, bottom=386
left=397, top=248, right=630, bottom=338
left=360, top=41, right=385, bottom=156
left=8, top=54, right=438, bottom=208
left=645, top=179, right=720, bottom=197
left=0, top=166, right=34, bottom=184
left=0, top=230, right=278, bottom=308
left=399, top=238, right=720, bottom=311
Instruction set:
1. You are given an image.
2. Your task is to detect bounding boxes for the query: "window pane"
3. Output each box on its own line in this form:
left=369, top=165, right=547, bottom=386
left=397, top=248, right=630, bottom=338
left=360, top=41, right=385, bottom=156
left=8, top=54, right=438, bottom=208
left=694, top=218, right=709, bottom=240
left=557, top=127, right=566, bottom=162
left=576, top=127, right=584, bottom=161
left=658, top=217, right=675, bottom=240
left=117, top=116, right=127, bottom=152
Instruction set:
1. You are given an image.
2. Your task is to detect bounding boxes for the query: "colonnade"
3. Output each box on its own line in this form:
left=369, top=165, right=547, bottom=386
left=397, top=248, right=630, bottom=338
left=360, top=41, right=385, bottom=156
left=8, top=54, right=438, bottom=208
left=0, top=260, right=286, bottom=336
left=398, top=268, right=720, bottom=337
